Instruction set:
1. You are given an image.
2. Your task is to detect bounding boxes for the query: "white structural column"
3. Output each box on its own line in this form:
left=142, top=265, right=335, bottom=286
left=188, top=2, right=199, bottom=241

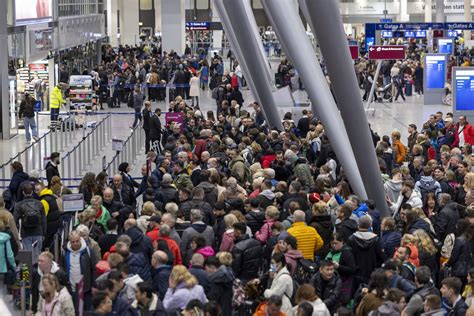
left=0, top=0, right=9, bottom=139
left=399, top=0, right=409, bottom=22
left=119, top=0, right=140, bottom=46
left=154, top=0, right=162, bottom=34
left=107, top=0, right=119, bottom=47
left=425, top=0, right=433, bottom=22
left=465, top=0, right=472, bottom=41
left=161, top=0, right=185, bottom=54
left=436, top=0, right=445, bottom=22
left=212, top=2, right=222, bottom=51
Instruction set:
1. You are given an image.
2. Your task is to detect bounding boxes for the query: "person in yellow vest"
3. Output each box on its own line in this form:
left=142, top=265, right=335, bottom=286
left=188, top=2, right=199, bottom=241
left=287, top=210, right=324, bottom=260
left=49, top=84, right=64, bottom=122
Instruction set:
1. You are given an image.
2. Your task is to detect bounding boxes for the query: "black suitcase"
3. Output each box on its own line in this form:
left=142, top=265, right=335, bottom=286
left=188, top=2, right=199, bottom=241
left=107, top=97, right=114, bottom=108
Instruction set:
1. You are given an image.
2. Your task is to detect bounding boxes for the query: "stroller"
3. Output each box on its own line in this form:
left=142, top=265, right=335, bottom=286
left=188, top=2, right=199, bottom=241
left=376, top=82, right=393, bottom=102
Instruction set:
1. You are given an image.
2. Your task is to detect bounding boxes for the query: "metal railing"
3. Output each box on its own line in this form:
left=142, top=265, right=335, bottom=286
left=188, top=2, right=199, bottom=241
left=0, top=114, right=76, bottom=182
left=104, top=124, right=144, bottom=177
left=61, top=114, right=112, bottom=185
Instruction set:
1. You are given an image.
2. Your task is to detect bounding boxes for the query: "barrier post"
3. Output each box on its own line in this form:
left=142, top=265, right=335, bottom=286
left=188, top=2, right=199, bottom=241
left=78, top=146, right=83, bottom=174
left=88, top=133, right=92, bottom=161
left=73, top=150, right=78, bottom=177
left=68, top=153, right=72, bottom=180
left=61, top=158, right=65, bottom=180
left=20, top=279, right=26, bottom=316
left=54, top=233, right=59, bottom=263
left=32, top=144, right=36, bottom=172
left=54, top=130, right=59, bottom=151
left=25, top=149, right=29, bottom=173
left=48, top=132, right=53, bottom=156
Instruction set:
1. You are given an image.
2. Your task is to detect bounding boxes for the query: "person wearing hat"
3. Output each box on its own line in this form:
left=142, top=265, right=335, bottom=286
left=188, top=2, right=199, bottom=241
left=145, top=215, right=162, bottom=246
left=19, top=92, right=39, bottom=144
left=49, top=83, right=64, bottom=122
left=118, top=162, right=140, bottom=190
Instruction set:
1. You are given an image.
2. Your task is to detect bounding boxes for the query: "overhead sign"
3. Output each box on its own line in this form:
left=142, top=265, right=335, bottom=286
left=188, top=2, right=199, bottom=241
left=186, top=22, right=209, bottom=30
left=446, top=30, right=459, bottom=37
left=438, top=38, right=454, bottom=54
left=380, top=19, right=393, bottom=23
left=405, top=31, right=415, bottom=38
left=453, top=68, right=474, bottom=111
left=425, top=54, right=447, bottom=90
left=62, top=194, right=85, bottom=212
left=381, top=31, right=393, bottom=38
left=349, top=45, right=359, bottom=60
left=368, top=45, right=405, bottom=60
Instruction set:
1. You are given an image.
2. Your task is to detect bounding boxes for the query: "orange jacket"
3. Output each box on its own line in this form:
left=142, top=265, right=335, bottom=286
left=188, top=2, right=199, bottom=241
left=393, top=140, right=407, bottom=165
left=253, top=302, right=286, bottom=316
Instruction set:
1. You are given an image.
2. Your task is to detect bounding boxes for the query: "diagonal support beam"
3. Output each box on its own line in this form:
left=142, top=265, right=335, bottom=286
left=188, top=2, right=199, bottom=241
left=301, top=0, right=390, bottom=217
left=261, top=0, right=367, bottom=200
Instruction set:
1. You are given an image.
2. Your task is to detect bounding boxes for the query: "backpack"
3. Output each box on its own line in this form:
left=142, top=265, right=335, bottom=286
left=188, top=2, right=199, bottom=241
left=232, top=278, right=246, bottom=309
left=281, top=272, right=299, bottom=305
left=294, top=259, right=318, bottom=285
left=22, top=203, right=41, bottom=228
left=211, top=86, right=219, bottom=99
left=418, top=179, right=438, bottom=201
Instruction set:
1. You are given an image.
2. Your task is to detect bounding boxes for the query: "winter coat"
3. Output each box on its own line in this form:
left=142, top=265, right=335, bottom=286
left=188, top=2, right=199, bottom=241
left=245, top=210, right=265, bottom=235
left=229, top=156, right=248, bottom=183
left=264, top=267, right=293, bottom=315
left=381, top=230, right=402, bottom=258
left=294, top=161, right=315, bottom=188
left=284, top=249, right=304, bottom=274
left=188, top=265, right=209, bottom=289
left=189, top=76, right=200, bottom=97
left=347, top=231, right=387, bottom=284
left=152, top=265, right=172, bottom=300
left=64, top=238, right=96, bottom=292
left=335, top=218, right=358, bottom=242
left=255, top=218, right=276, bottom=244
left=385, top=179, right=402, bottom=204
left=415, top=176, right=442, bottom=198
left=45, top=162, right=60, bottom=186
left=156, top=182, right=178, bottom=205
left=325, top=246, right=356, bottom=304
left=179, top=199, right=214, bottom=225
left=219, top=229, right=235, bottom=252
left=447, top=235, right=472, bottom=277
left=158, top=236, right=182, bottom=265
left=367, top=301, right=400, bottom=316
left=195, top=181, right=218, bottom=207
left=288, top=222, right=324, bottom=260
left=207, top=265, right=234, bottom=316
left=125, top=252, right=152, bottom=281
left=0, top=232, right=16, bottom=273
left=407, top=218, right=431, bottom=234
left=131, top=293, right=165, bottom=316
left=311, top=271, right=342, bottom=314
left=35, top=287, right=75, bottom=316
left=181, top=222, right=215, bottom=256
left=9, top=170, right=29, bottom=201
left=310, top=214, right=334, bottom=258
left=390, top=190, right=423, bottom=217
left=392, top=139, right=406, bottom=165
left=125, top=226, right=154, bottom=260
left=112, top=183, right=136, bottom=208
left=289, top=299, right=330, bottom=316
left=39, top=188, right=61, bottom=237
left=231, top=234, right=263, bottom=282
left=162, top=283, right=208, bottom=312
left=434, top=202, right=459, bottom=242
left=149, top=115, right=162, bottom=140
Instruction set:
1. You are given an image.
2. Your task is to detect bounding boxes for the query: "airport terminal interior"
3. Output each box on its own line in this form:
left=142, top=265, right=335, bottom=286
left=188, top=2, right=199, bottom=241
left=1, top=0, right=474, bottom=315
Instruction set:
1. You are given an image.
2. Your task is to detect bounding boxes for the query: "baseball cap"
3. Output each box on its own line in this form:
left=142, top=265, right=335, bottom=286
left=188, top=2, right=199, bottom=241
left=148, top=215, right=162, bottom=223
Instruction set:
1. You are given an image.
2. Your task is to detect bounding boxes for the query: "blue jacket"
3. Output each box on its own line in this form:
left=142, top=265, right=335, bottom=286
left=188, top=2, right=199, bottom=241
left=9, top=170, right=29, bottom=202
left=0, top=232, right=16, bottom=273
left=125, top=252, right=152, bottom=281
left=408, top=218, right=431, bottom=234
left=389, top=274, right=415, bottom=297
left=153, top=265, right=172, bottom=300
left=381, top=230, right=402, bottom=258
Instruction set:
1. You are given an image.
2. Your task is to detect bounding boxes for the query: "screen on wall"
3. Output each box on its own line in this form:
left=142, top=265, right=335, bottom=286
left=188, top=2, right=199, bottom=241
left=438, top=38, right=453, bottom=54
left=454, top=69, right=474, bottom=111
left=15, top=0, right=52, bottom=22
left=425, top=55, right=446, bottom=90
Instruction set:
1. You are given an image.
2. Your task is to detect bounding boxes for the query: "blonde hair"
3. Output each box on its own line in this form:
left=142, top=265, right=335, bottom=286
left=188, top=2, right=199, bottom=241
left=265, top=206, right=279, bottom=219
left=401, top=233, right=416, bottom=246
left=464, top=172, right=474, bottom=191
left=224, top=214, right=239, bottom=230
left=170, top=265, right=198, bottom=288
left=216, top=252, right=233, bottom=266
left=413, top=207, right=428, bottom=220
left=412, top=229, right=437, bottom=255
left=142, top=201, right=156, bottom=216
left=312, top=201, right=327, bottom=216
left=42, top=273, right=60, bottom=292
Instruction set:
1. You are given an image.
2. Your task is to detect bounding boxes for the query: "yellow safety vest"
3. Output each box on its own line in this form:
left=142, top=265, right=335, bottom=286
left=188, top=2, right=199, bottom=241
left=49, top=86, right=64, bottom=109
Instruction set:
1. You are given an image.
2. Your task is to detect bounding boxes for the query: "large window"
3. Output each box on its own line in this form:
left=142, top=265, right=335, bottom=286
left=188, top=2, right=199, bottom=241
left=58, top=0, right=103, bottom=17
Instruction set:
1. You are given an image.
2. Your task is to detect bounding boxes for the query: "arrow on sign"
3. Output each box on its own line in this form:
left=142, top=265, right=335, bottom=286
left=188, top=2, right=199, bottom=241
left=370, top=47, right=375, bottom=51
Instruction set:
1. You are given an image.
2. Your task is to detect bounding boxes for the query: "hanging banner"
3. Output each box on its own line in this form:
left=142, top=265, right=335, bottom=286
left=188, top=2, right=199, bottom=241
left=368, top=45, right=405, bottom=60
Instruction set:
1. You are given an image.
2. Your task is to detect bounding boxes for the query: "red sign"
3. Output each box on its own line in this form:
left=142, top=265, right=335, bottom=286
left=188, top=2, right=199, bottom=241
left=349, top=45, right=359, bottom=60
left=368, top=45, right=406, bottom=60
left=165, top=112, right=185, bottom=133
left=29, top=63, right=46, bottom=71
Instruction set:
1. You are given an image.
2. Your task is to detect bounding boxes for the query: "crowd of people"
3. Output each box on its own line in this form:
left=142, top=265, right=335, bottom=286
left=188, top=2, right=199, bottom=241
left=1, top=44, right=474, bottom=316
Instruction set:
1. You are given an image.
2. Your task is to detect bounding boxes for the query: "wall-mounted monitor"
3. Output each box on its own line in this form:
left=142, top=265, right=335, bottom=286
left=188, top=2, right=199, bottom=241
left=424, top=54, right=447, bottom=90
left=15, top=0, right=52, bottom=24
left=415, top=31, right=426, bottom=38
left=438, top=38, right=454, bottom=55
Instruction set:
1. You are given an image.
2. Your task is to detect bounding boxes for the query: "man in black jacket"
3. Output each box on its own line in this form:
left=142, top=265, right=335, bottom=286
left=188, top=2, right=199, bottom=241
left=124, top=219, right=154, bottom=261
left=335, top=203, right=358, bottom=242
left=149, top=108, right=162, bottom=153
left=434, top=194, right=459, bottom=243
left=142, top=101, right=152, bottom=153
left=179, top=187, right=214, bottom=225
left=245, top=198, right=265, bottom=235
left=111, top=174, right=136, bottom=209
left=310, top=260, right=342, bottom=314
left=440, top=277, right=469, bottom=316
left=8, top=161, right=29, bottom=205
left=14, top=183, right=46, bottom=252
left=19, top=92, right=39, bottom=143
left=231, top=222, right=262, bottom=283
left=45, top=152, right=60, bottom=187
left=402, top=266, right=440, bottom=315
left=97, top=218, right=119, bottom=256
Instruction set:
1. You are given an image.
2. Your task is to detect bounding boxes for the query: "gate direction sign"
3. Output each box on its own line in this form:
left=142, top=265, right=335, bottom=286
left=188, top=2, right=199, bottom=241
left=368, top=45, right=405, bottom=60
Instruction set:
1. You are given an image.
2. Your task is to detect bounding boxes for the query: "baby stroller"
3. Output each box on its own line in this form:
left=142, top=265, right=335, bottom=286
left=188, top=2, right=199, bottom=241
left=376, top=82, right=393, bottom=102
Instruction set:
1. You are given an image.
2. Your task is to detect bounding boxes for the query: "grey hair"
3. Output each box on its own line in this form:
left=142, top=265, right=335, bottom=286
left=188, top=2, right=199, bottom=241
left=190, top=209, right=203, bottom=222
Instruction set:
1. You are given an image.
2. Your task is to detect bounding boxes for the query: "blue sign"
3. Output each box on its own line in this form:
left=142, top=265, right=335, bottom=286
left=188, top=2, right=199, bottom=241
left=426, top=55, right=446, bottom=90
left=374, top=23, right=445, bottom=31
left=455, top=69, right=474, bottom=111
left=446, top=23, right=474, bottom=30
left=438, top=38, right=453, bottom=54
left=366, top=37, right=375, bottom=52
left=447, top=30, right=458, bottom=37
left=381, top=31, right=393, bottom=38
left=415, top=31, right=427, bottom=38
left=405, top=31, right=415, bottom=38
left=185, top=22, right=209, bottom=30
left=380, top=19, right=393, bottom=23
left=33, top=100, right=42, bottom=112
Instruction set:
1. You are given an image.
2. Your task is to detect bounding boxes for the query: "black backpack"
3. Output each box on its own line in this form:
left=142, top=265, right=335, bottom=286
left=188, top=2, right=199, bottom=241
left=418, top=179, right=438, bottom=201
left=281, top=272, right=299, bottom=305
left=22, top=203, right=40, bottom=228
left=294, top=258, right=319, bottom=285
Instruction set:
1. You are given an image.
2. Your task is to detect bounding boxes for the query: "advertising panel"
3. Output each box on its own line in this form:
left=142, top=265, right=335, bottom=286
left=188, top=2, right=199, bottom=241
left=453, top=68, right=474, bottom=111
left=438, top=38, right=454, bottom=54
left=425, top=54, right=447, bottom=90
left=349, top=46, right=359, bottom=60
left=15, top=0, right=52, bottom=22
left=368, top=45, right=405, bottom=60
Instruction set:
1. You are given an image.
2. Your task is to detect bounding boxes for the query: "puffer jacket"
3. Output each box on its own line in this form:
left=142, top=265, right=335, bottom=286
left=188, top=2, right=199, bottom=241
left=125, top=252, right=152, bottom=281
left=231, top=234, right=263, bottom=282
left=39, top=188, right=61, bottom=235
left=207, top=265, right=235, bottom=316
left=0, top=232, right=16, bottom=273
left=311, top=271, right=342, bottom=314
left=245, top=210, right=265, bottom=235
left=380, top=229, right=402, bottom=258
left=156, top=182, right=178, bottom=205
left=447, top=235, right=472, bottom=277
left=407, top=218, right=431, bottom=234
left=310, top=214, right=334, bottom=258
